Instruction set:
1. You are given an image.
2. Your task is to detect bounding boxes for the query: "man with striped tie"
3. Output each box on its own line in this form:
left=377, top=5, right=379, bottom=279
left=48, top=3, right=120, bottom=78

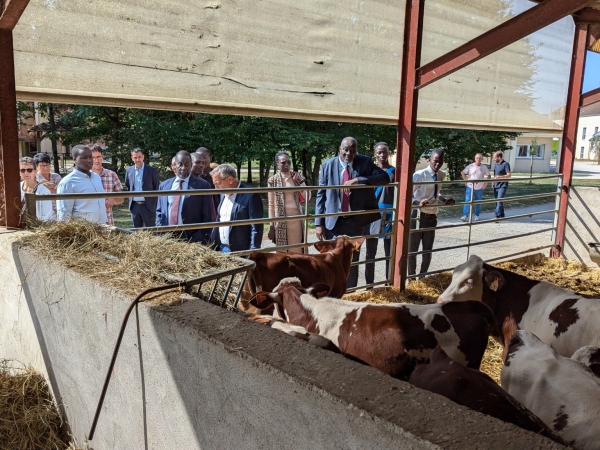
left=156, top=151, right=214, bottom=244
left=315, top=136, right=389, bottom=288
left=408, top=149, right=455, bottom=278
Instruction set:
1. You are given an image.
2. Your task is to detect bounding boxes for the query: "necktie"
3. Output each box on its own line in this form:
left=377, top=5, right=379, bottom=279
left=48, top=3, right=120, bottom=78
left=433, top=173, right=438, bottom=200
left=169, top=179, right=182, bottom=225
left=342, top=165, right=350, bottom=212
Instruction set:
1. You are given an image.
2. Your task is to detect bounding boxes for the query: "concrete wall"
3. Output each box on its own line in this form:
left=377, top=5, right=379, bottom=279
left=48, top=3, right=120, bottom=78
left=0, top=231, right=564, bottom=449
left=564, top=186, right=600, bottom=267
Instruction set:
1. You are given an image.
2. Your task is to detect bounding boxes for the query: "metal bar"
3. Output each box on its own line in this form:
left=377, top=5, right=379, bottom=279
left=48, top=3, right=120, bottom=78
left=303, top=188, right=309, bottom=252
left=580, top=86, right=600, bottom=108
left=24, top=191, right=35, bottom=226
left=0, top=29, right=20, bottom=228
left=207, top=279, right=218, bottom=304
left=412, top=174, right=562, bottom=185
left=388, top=183, right=399, bottom=286
left=394, top=0, right=425, bottom=290
left=233, top=271, right=249, bottom=309
left=0, top=0, right=31, bottom=30
left=553, top=23, right=588, bottom=258
left=350, top=256, right=389, bottom=267
left=409, top=227, right=556, bottom=256
left=220, top=275, right=235, bottom=307
left=416, top=0, right=596, bottom=89
left=413, top=191, right=559, bottom=211
left=406, top=244, right=557, bottom=279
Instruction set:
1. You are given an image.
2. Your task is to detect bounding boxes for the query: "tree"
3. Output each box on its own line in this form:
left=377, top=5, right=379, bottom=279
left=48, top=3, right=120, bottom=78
left=589, top=131, right=600, bottom=165
left=415, top=128, right=520, bottom=180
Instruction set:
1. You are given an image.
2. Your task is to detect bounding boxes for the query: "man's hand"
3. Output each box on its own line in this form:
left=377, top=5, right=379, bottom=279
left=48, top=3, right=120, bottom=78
left=105, top=198, right=115, bottom=207
left=444, top=198, right=455, bottom=206
left=419, top=198, right=430, bottom=206
left=42, top=181, right=56, bottom=193
left=315, top=226, right=325, bottom=241
left=290, top=171, right=299, bottom=185
left=342, top=178, right=358, bottom=194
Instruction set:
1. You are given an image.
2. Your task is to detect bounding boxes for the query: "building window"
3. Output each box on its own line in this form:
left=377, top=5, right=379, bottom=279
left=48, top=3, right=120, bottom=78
left=516, top=144, right=545, bottom=159
left=583, top=127, right=587, bottom=140
left=581, top=147, right=585, bottom=159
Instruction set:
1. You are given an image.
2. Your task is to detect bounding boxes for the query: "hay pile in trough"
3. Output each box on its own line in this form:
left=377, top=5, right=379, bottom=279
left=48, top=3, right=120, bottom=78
left=0, top=359, right=75, bottom=450
left=17, top=220, right=248, bottom=306
left=344, top=257, right=600, bottom=385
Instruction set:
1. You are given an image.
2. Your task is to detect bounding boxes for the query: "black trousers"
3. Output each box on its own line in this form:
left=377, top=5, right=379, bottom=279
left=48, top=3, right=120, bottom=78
left=365, top=238, right=391, bottom=285
left=130, top=202, right=156, bottom=228
left=408, top=210, right=437, bottom=276
left=325, top=217, right=365, bottom=289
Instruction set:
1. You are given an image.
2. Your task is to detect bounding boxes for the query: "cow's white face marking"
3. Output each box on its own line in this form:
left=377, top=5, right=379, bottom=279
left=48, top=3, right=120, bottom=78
left=438, top=256, right=484, bottom=303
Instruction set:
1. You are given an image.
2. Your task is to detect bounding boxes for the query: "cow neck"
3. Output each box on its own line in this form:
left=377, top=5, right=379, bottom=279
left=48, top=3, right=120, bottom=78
left=339, top=243, right=355, bottom=278
left=281, top=288, right=320, bottom=334
left=483, top=264, right=536, bottom=338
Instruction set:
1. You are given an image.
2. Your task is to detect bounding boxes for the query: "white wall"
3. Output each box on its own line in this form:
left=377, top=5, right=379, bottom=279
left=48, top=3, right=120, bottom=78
left=575, top=115, right=600, bottom=160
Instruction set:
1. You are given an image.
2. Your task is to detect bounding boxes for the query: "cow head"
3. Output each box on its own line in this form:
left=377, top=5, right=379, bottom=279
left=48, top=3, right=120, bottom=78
left=437, top=255, right=506, bottom=303
left=248, top=277, right=332, bottom=311
left=314, top=235, right=365, bottom=253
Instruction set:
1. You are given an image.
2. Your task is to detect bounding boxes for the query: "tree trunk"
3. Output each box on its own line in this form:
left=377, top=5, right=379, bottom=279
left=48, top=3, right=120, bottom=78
left=530, top=155, right=534, bottom=184
left=312, top=156, right=322, bottom=186
left=111, top=108, right=120, bottom=169
left=247, top=158, right=253, bottom=183
left=47, top=104, right=60, bottom=174
left=235, top=162, right=241, bottom=180
left=260, top=159, right=270, bottom=186
left=290, top=149, right=298, bottom=172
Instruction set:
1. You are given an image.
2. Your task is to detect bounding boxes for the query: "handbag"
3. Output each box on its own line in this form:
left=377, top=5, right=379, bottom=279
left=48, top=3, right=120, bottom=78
left=297, top=191, right=305, bottom=203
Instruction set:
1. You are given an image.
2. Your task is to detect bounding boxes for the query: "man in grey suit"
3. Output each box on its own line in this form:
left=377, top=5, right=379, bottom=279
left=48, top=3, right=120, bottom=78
left=315, top=137, right=389, bottom=288
left=125, top=148, right=160, bottom=227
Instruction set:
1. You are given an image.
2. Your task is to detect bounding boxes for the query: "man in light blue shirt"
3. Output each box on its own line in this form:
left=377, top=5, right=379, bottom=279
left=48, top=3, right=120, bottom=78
left=125, top=148, right=160, bottom=227
left=56, top=145, right=107, bottom=224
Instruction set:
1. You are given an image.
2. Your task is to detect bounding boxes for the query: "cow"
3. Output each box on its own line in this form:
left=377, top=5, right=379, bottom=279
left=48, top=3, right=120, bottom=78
left=249, top=277, right=494, bottom=380
left=437, top=255, right=600, bottom=357
left=501, top=318, right=600, bottom=449
left=572, top=346, right=600, bottom=377
left=239, top=236, right=364, bottom=312
left=409, top=348, right=566, bottom=444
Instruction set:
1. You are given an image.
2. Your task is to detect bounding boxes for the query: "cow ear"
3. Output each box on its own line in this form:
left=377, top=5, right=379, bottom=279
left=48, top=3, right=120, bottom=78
left=249, top=292, right=277, bottom=308
left=484, top=270, right=505, bottom=292
left=314, top=241, right=334, bottom=253
left=353, top=237, right=366, bottom=250
left=307, top=283, right=331, bottom=298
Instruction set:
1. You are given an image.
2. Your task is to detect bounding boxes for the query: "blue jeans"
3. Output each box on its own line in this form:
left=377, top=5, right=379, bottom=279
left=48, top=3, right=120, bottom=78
left=494, top=186, right=507, bottom=218
left=462, top=187, right=484, bottom=217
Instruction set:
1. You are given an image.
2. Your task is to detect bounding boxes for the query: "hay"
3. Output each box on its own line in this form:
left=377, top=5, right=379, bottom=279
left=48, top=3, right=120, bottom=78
left=0, top=359, right=72, bottom=450
left=17, top=220, right=248, bottom=306
left=345, top=258, right=600, bottom=385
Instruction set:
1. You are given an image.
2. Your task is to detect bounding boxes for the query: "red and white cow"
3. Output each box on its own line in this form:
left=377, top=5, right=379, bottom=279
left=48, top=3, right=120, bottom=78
left=437, top=255, right=600, bottom=357
left=249, top=277, right=494, bottom=380
left=240, top=236, right=364, bottom=312
left=501, top=318, right=600, bottom=449
left=409, top=348, right=566, bottom=445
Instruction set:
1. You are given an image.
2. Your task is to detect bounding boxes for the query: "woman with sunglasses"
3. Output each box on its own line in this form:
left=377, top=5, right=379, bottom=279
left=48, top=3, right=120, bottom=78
left=20, top=157, right=54, bottom=221
left=267, top=151, right=310, bottom=253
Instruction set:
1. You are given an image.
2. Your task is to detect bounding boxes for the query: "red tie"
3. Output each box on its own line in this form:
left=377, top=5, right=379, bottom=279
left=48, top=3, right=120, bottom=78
left=169, top=179, right=182, bottom=225
left=342, top=165, right=350, bottom=212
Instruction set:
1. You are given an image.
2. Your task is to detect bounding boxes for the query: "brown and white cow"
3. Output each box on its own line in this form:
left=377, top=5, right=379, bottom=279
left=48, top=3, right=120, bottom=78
left=437, top=255, right=600, bottom=357
left=409, top=348, right=566, bottom=445
left=244, top=236, right=364, bottom=303
left=501, top=318, right=600, bottom=449
left=249, top=277, right=494, bottom=380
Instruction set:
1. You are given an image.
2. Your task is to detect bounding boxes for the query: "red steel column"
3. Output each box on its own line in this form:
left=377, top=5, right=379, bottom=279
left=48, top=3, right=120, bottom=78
left=0, top=29, right=21, bottom=228
left=393, top=0, right=425, bottom=288
left=552, top=23, right=589, bottom=258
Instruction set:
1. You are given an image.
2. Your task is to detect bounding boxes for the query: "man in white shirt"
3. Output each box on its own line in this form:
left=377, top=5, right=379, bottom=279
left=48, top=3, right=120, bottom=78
left=408, top=149, right=455, bottom=277
left=56, top=145, right=107, bottom=224
left=460, top=153, right=490, bottom=222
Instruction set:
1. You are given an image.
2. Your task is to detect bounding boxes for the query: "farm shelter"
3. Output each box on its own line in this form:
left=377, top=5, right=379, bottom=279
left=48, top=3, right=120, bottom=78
left=0, top=0, right=599, bottom=446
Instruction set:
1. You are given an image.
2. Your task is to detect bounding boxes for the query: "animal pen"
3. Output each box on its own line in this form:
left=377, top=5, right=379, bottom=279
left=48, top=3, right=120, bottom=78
left=2, top=0, right=600, bottom=448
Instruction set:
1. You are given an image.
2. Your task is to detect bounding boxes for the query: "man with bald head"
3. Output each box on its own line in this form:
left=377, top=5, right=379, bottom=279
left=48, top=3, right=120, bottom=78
left=156, top=150, right=214, bottom=243
left=195, top=147, right=213, bottom=175
left=315, top=137, right=389, bottom=288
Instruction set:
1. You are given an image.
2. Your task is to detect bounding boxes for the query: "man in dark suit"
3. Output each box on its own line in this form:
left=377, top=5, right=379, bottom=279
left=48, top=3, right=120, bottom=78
left=315, top=136, right=389, bottom=288
left=156, top=151, right=214, bottom=244
left=210, top=164, right=264, bottom=252
left=125, top=148, right=160, bottom=228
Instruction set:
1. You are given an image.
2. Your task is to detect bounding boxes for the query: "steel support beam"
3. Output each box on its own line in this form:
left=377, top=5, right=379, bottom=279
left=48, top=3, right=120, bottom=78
left=416, top=0, right=596, bottom=89
left=552, top=23, right=589, bottom=258
left=0, top=29, right=21, bottom=228
left=580, top=86, right=600, bottom=108
left=393, top=0, right=425, bottom=289
left=0, top=0, right=30, bottom=30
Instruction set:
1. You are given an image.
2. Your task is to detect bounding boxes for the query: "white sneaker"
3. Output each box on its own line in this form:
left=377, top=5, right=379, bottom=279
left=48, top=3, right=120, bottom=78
left=460, top=216, right=467, bottom=222
left=473, top=216, right=480, bottom=222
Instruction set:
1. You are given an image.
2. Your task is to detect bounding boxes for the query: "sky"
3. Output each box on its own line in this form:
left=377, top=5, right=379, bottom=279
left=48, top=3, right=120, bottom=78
left=583, top=51, right=600, bottom=93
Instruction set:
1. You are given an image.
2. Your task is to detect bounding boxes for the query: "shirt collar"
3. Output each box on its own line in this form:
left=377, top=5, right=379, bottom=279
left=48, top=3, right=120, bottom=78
left=74, top=168, right=92, bottom=178
left=338, top=157, right=352, bottom=169
left=135, top=163, right=145, bottom=171
left=175, top=175, right=191, bottom=184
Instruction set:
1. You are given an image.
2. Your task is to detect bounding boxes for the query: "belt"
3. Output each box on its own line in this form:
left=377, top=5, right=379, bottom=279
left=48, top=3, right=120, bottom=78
left=420, top=213, right=437, bottom=218
left=133, top=201, right=145, bottom=204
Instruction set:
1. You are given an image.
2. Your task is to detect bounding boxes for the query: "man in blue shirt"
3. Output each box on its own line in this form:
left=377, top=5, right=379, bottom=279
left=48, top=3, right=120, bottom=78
left=492, top=151, right=511, bottom=219
left=125, top=148, right=160, bottom=228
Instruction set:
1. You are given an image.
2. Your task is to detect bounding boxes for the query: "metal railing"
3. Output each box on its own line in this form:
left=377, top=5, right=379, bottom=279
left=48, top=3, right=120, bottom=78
left=24, top=172, right=562, bottom=290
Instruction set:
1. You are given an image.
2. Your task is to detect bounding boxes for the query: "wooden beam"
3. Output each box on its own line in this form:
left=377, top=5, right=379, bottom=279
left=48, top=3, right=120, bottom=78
left=580, top=86, right=600, bottom=108
left=416, top=0, right=597, bottom=89
left=573, top=7, right=600, bottom=24
left=0, top=0, right=30, bottom=31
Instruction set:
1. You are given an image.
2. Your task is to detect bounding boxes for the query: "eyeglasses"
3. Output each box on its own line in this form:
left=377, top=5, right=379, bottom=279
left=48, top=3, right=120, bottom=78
left=20, top=168, right=34, bottom=173
left=278, top=161, right=291, bottom=165
left=37, top=163, right=50, bottom=168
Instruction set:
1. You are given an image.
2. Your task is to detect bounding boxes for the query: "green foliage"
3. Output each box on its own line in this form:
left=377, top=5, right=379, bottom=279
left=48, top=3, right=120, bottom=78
left=415, top=127, right=520, bottom=180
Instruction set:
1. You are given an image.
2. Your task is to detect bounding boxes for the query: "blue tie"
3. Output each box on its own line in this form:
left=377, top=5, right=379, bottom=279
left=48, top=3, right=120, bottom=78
left=433, top=173, right=438, bottom=199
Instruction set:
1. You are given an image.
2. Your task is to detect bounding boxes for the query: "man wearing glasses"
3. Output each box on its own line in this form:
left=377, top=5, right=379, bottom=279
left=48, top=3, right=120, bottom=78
left=91, top=145, right=124, bottom=225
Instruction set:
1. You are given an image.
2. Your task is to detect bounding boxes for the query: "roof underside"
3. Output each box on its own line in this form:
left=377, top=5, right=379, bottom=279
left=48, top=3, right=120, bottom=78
left=12, top=0, right=577, bottom=132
